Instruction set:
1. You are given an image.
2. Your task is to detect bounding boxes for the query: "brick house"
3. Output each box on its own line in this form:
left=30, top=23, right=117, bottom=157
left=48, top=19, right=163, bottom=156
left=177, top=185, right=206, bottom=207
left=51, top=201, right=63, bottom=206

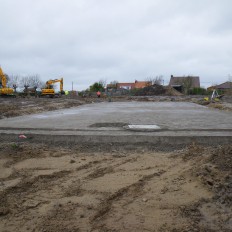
left=116, top=82, right=134, bottom=90
left=207, top=81, right=232, bottom=91
left=107, top=80, right=151, bottom=90
left=169, top=75, right=200, bottom=93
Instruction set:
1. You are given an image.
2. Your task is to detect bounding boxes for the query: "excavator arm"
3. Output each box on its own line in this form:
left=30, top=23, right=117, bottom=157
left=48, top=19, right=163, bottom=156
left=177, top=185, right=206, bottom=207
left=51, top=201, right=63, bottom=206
left=0, top=67, right=14, bottom=96
left=46, top=78, right=63, bottom=92
left=42, top=78, right=64, bottom=97
left=0, top=67, right=7, bottom=88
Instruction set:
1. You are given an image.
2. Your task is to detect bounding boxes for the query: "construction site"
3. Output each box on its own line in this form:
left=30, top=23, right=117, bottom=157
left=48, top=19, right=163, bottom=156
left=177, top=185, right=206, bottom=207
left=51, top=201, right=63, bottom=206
left=0, top=85, right=231, bottom=231
left=0, top=64, right=232, bottom=232
left=1, top=0, right=232, bottom=230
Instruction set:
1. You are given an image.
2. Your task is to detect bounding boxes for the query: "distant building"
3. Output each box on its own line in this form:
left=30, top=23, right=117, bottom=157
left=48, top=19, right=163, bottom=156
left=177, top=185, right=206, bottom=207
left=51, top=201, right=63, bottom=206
left=116, top=82, right=134, bottom=90
left=207, top=81, right=232, bottom=91
left=169, top=75, right=200, bottom=92
left=107, top=80, right=151, bottom=90
left=134, top=80, right=152, bottom=89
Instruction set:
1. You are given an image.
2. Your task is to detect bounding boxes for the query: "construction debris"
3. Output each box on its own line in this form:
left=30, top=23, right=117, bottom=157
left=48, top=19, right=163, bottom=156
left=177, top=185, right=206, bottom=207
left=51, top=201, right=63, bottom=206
left=132, top=84, right=183, bottom=96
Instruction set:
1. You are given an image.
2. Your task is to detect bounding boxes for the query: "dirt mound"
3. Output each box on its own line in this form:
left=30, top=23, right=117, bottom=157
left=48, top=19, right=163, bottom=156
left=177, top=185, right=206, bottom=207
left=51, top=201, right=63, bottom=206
left=133, top=85, right=183, bottom=96
left=164, top=86, right=183, bottom=96
left=0, top=97, right=85, bottom=119
left=178, top=144, right=232, bottom=230
left=133, top=84, right=166, bottom=96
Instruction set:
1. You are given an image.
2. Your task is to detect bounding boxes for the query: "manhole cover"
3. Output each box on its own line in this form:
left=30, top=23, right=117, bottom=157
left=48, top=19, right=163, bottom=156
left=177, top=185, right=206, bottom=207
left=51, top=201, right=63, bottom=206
left=124, top=124, right=161, bottom=132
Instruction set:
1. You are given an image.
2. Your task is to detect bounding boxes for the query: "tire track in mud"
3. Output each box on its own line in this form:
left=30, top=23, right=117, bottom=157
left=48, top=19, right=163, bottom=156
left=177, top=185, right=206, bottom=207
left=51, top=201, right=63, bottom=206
left=88, top=153, right=207, bottom=231
left=0, top=152, right=174, bottom=232
left=0, top=170, right=71, bottom=216
left=86, top=166, right=115, bottom=179
left=64, top=157, right=139, bottom=198
left=38, top=202, right=82, bottom=232
left=0, top=156, right=114, bottom=231
left=62, top=154, right=164, bottom=230
left=75, top=159, right=107, bottom=171
left=90, top=170, right=166, bottom=227
left=1, top=141, right=232, bottom=232
left=85, top=156, right=139, bottom=180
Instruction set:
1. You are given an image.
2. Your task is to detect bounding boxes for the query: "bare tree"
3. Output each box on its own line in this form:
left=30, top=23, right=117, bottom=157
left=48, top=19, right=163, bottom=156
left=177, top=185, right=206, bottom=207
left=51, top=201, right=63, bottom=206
left=20, top=76, right=31, bottom=89
left=29, top=75, right=44, bottom=89
left=109, top=80, right=118, bottom=89
left=110, top=80, right=118, bottom=85
left=146, top=75, right=163, bottom=85
left=99, top=79, right=107, bottom=88
left=182, top=76, right=193, bottom=94
left=4, top=73, right=45, bottom=94
left=20, top=75, right=44, bottom=93
left=8, top=75, right=20, bottom=92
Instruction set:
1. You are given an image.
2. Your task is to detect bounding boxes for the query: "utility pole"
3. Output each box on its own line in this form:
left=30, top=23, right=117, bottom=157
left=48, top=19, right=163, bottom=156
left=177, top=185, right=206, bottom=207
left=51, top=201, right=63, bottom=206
left=72, top=81, right=73, bottom=91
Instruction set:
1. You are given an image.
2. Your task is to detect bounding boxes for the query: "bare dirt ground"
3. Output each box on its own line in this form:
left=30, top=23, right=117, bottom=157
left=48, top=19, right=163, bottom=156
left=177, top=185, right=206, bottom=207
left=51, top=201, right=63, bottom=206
left=0, top=97, right=86, bottom=119
left=0, top=95, right=133, bottom=119
left=0, top=95, right=231, bottom=231
left=0, top=143, right=231, bottom=232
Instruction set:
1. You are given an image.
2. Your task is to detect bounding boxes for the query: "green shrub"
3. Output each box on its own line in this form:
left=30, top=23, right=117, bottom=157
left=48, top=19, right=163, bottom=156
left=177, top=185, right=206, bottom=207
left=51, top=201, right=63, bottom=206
left=189, top=87, right=208, bottom=95
left=129, top=88, right=141, bottom=96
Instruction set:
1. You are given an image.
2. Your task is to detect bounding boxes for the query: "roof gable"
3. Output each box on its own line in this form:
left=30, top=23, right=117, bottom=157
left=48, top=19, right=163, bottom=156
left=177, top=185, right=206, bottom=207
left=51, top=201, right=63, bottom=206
left=215, top=81, right=232, bottom=89
left=169, top=76, right=200, bottom=88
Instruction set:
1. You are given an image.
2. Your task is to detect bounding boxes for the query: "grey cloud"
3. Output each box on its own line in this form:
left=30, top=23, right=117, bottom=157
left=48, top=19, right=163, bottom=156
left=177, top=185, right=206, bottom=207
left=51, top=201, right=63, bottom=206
left=0, top=0, right=231, bottom=90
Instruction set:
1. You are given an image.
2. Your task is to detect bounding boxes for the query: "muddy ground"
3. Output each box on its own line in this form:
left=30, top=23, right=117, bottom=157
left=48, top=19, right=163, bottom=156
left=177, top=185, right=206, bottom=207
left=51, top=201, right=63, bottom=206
left=0, top=96, right=231, bottom=231
left=0, top=97, right=85, bottom=119
left=0, top=143, right=231, bottom=232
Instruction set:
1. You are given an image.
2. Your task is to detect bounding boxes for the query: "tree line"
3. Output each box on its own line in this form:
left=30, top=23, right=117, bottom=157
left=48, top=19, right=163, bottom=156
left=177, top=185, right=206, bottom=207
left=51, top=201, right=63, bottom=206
left=6, top=74, right=45, bottom=92
left=88, top=76, right=164, bottom=92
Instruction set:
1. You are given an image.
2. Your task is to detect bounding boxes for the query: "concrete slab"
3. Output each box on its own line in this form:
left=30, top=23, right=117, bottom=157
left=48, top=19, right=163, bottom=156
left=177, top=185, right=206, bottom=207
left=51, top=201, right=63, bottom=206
left=0, top=102, right=232, bottom=146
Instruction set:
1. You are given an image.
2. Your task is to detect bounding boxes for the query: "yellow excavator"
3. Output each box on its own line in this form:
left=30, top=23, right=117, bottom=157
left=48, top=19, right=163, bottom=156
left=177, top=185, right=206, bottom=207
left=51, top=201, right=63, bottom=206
left=41, top=78, right=64, bottom=97
left=0, top=67, right=14, bottom=97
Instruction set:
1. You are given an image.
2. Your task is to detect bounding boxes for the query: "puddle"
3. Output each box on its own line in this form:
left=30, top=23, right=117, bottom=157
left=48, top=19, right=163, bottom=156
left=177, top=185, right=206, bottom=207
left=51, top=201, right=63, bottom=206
left=89, top=123, right=128, bottom=128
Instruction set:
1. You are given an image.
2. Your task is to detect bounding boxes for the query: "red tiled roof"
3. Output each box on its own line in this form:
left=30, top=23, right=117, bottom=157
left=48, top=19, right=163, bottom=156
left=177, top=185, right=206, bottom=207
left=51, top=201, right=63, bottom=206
left=134, top=81, right=151, bottom=88
left=116, top=81, right=151, bottom=89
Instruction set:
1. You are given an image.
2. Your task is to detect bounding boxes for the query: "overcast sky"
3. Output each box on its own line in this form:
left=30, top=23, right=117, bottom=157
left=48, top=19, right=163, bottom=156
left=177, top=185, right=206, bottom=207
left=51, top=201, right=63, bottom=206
left=1, top=0, right=232, bottom=90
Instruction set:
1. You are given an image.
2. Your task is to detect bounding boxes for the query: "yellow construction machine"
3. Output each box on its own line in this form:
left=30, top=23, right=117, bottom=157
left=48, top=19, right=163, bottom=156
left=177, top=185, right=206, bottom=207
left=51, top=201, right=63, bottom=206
left=0, top=67, right=14, bottom=97
left=204, top=89, right=224, bottom=102
left=41, top=78, right=64, bottom=97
